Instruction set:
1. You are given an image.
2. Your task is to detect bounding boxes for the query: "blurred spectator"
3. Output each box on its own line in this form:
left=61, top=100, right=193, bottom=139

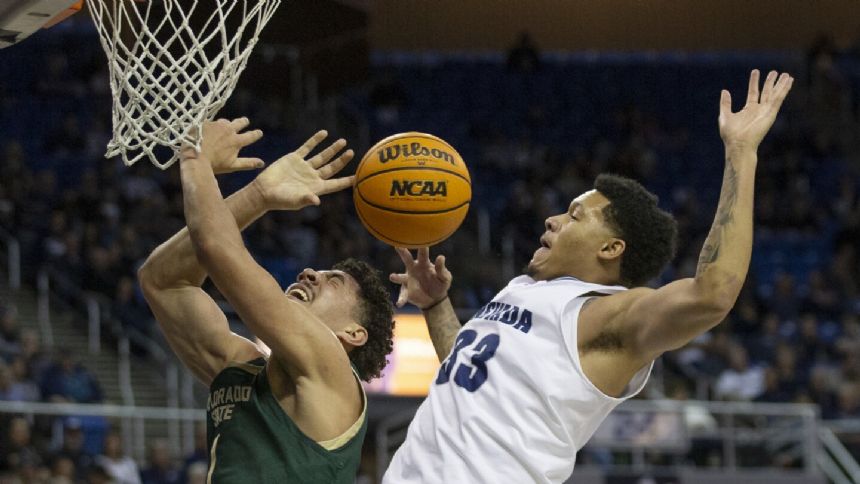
left=51, top=418, right=95, bottom=482
left=44, top=114, right=86, bottom=156
left=19, top=329, right=51, bottom=385
left=87, top=461, right=115, bottom=484
left=714, top=344, right=765, bottom=401
left=40, top=352, right=103, bottom=404
left=0, top=307, right=20, bottom=362
left=756, top=367, right=794, bottom=403
left=746, top=312, right=782, bottom=365
left=186, top=461, right=208, bottom=484
left=506, top=31, right=541, bottom=73
left=0, top=417, right=42, bottom=474
left=34, top=52, right=85, bottom=98
left=806, top=366, right=839, bottom=419
left=140, top=439, right=179, bottom=484
left=765, top=273, right=801, bottom=321
left=802, top=270, right=842, bottom=318
left=0, top=360, right=39, bottom=402
left=96, top=431, right=141, bottom=484
left=369, top=72, right=407, bottom=126
left=180, top=425, right=207, bottom=483
left=773, top=343, right=807, bottom=399
left=806, top=34, right=855, bottom=157
left=50, top=454, right=76, bottom=484
left=113, top=276, right=154, bottom=337
left=835, top=383, right=860, bottom=418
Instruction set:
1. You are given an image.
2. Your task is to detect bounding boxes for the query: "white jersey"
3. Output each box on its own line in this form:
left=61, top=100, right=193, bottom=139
left=384, top=275, right=653, bottom=484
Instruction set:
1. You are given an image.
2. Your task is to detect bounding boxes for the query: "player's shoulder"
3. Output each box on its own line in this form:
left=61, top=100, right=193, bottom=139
left=509, top=274, right=624, bottom=289
left=580, top=286, right=655, bottom=320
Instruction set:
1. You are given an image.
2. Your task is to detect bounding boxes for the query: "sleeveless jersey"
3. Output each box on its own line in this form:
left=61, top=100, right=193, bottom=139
left=205, top=358, right=366, bottom=484
left=384, top=276, right=653, bottom=484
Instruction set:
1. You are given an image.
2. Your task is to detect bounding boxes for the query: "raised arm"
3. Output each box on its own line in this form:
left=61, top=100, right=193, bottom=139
left=391, top=247, right=459, bottom=361
left=179, top=120, right=357, bottom=385
left=584, top=70, right=794, bottom=364
left=138, top=120, right=266, bottom=384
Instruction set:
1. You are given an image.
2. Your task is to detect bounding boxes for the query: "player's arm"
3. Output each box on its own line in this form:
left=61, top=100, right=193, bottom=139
left=391, top=247, right=458, bottom=361
left=138, top=120, right=268, bottom=385
left=585, top=70, right=794, bottom=364
left=180, top=120, right=357, bottom=382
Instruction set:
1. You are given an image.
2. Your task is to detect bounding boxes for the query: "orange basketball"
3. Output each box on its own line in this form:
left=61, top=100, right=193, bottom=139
left=353, top=132, right=471, bottom=248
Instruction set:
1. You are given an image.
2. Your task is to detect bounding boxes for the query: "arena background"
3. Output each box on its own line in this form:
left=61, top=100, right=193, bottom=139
left=0, top=1, right=859, bottom=483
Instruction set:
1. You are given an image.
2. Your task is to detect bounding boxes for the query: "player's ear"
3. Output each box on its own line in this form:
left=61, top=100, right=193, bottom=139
left=338, top=324, right=368, bottom=348
left=597, top=238, right=625, bottom=262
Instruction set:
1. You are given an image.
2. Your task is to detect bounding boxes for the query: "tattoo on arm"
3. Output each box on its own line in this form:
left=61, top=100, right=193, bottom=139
left=697, top=163, right=739, bottom=271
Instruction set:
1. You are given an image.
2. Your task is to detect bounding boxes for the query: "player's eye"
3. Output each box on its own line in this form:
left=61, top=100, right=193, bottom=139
left=328, top=274, right=345, bottom=287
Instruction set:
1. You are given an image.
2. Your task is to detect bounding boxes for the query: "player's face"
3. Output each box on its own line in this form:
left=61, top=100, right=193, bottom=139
left=527, top=190, right=617, bottom=280
left=285, top=269, right=362, bottom=333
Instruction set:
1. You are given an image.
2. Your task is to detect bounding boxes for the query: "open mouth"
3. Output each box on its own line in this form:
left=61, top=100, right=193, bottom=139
left=286, top=285, right=311, bottom=302
left=539, top=235, right=551, bottom=249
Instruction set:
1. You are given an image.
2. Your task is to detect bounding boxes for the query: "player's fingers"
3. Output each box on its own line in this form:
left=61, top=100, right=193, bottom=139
left=417, top=247, right=431, bottom=265
left=434, top=254, right=446, bottom=272
left=230, top=117, right=251, bottom=131
left=719, top=90, right=732, bottom=118
left=760, top=70, right=778, bottom=104
left=396, top=284, right=408, bottom=308
left=295, top=130, right=328, bottom=158
left=237, top=129, right=263, bottom=147
left=235, top=157, right=266, bottom=171
left=309, top=138, right=347, bottom=169
left=317, top=150, right=354, bottom=179
left=394, top=247, right=415, bottom=268
left=186, top=124, right=201, bottom=141
left=745, top=69, right=760, bottom=106
left=317, top=176, right=355, bottom=196
left=769, top=74, right=794, bottom=110
left=389, top=273, right=408, bottom=284
left=434, top=255, right=451, bottom=280
left=439, top=257, right=453, bottom=282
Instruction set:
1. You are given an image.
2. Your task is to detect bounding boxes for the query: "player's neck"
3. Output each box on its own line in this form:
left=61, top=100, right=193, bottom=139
left=563, top=265, right=621, bottom=286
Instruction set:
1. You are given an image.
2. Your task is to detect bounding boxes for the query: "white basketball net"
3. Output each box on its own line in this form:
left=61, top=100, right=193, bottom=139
left=87, top=0, right=282, bottom=169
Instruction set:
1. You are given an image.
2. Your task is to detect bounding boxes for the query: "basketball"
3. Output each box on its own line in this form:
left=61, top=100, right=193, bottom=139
left=353, top=132, right=471, bottom=248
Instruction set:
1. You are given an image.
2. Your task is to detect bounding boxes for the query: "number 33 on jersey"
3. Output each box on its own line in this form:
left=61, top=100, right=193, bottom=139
left=436, top=300, right=531, bottom=392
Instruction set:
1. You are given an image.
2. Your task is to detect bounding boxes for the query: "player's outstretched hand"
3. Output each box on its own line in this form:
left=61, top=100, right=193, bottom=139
left=390, top=247, right=452, bottom=309
left=181, top=117, right=265, bottom=174
left=252, top=130, right=355, bottom=211
left=719, top=69, right=793, bottom=154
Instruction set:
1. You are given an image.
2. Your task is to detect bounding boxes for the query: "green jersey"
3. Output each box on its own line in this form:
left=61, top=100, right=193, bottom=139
left=205, top=358, right=367, bottom=483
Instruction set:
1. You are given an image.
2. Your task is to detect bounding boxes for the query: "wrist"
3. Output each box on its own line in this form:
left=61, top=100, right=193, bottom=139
left=248, top=178, right=272, bottom=212
left=723, top=142, right=758, bottom=159
left=420, top=295, right=449, bottom=311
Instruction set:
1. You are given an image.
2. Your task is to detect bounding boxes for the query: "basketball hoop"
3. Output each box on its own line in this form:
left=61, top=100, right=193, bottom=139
left=86, top=0, right=282, bottom=169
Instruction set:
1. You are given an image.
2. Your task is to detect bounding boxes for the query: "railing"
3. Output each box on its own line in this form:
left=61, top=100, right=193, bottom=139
left=0, top=226, right=20, bottom=290
left=85, top=291, right=185, bottom=410
left=36, top=269, right=54, bottom=347
left=375, top=399, right=841, bottom=482
left=32, top=265, right=186, bottom=411
left=587, top=400, right=821, bottom=475
left=375, top=406, right=418, bottom=483
left=820, top=420, right=860, bottom=484
left=0, top=401, right=204, bottom=463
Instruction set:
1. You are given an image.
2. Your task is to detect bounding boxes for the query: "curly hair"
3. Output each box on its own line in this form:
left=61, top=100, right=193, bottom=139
left=594, top=174, right=678, bottom=287
left=333, top=258, right=395, bottom=382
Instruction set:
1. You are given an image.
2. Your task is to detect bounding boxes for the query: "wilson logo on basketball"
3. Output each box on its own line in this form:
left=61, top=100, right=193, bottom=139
left=389, top=180, right=448, bottom=197
left=378, top=143, right=456, bottom=165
